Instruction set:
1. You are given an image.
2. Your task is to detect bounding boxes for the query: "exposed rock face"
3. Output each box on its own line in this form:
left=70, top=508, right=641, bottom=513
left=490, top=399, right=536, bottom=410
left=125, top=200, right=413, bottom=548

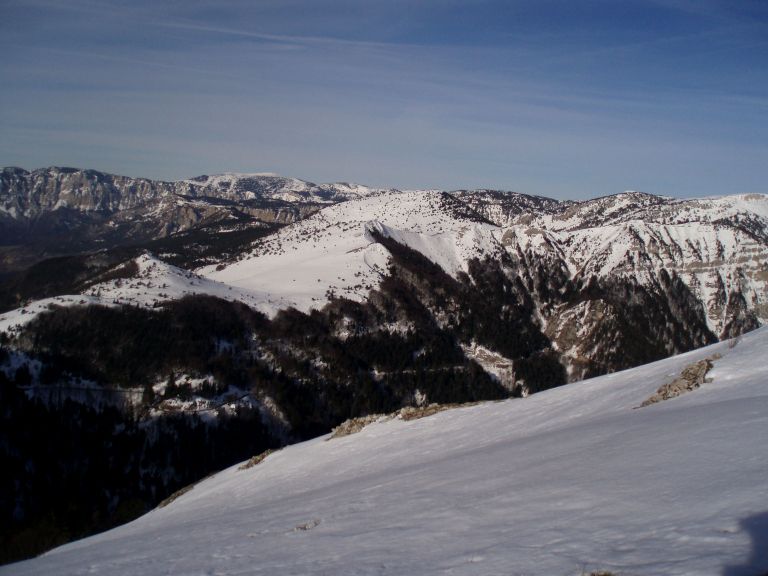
left=0, top=167, right=380, bottom=220
left=1, top=167, right=171, bottom=216
left=499, top=191, right=768, bottom=342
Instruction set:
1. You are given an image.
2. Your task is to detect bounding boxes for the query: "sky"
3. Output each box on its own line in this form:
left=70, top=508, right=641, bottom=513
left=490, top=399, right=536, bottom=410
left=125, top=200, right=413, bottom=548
left=0, top=0, right=767, bottom=199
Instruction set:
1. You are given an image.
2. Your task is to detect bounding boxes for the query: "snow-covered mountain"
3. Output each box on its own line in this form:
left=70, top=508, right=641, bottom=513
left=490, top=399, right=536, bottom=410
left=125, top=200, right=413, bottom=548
left=180, top=172, right=381, bottom=204
left=503, top=192, right=768, bottom=350
left=5, top=327, right=766, bottom=576
left=0, top=167, right=381, bottom=219
left=201, top=190, right=503, bottom=311
left=0, top=167, right=384, bottom=271
left=2, top=181, right=766, bottom=382
left=2, top=168, right=767, bottom=564
left=198, top=188, right=768, bottom=339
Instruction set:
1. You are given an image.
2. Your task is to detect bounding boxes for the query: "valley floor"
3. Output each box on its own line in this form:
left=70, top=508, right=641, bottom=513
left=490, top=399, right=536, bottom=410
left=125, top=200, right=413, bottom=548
left=4, top=328, right=768, bottom=576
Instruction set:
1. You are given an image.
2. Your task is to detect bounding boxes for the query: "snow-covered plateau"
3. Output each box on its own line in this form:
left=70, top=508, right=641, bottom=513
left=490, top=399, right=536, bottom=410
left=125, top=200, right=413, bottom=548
left=5, top=327, right=767, bottom=576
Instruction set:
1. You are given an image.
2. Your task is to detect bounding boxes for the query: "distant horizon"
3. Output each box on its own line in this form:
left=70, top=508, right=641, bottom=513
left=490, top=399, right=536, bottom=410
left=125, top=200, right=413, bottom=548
left=4, top=163, right=766, bottom=202
left=2, top=1, right=766, bottom=201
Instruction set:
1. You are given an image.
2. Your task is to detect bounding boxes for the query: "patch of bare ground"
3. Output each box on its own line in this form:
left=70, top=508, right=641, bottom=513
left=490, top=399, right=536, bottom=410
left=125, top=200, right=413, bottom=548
left=293, top=519, right=320, bottom=532
left=638, top=354, right=721, bottom=408
left=398, top=402, right=481, bottom=420
left=157, top=484, right=195, bottom=509
left=328, top=413, right=390, bottom=439
left=238, top=448, right=277, bottom=471
left=157, top=470, right=221, bottom=508
left=328, top=402, right=483, bottom=440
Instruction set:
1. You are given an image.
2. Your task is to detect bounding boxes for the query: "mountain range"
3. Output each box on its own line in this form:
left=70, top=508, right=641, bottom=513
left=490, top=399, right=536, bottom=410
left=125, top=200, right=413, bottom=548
left=2, top=167, right=766, bottom=377
left=0, top=167, right=382, bottom=273
left=1, top=166, right=766, bottom=564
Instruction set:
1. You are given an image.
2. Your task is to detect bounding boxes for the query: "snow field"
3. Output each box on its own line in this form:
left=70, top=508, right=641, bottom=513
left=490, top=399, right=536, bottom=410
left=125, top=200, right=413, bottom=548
left=203, top=190, right=506, bottom=312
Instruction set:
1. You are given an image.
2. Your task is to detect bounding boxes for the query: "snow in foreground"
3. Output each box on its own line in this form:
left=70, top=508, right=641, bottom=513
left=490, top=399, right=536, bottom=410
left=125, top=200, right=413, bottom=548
left=6, top=329, right=768, bottom=576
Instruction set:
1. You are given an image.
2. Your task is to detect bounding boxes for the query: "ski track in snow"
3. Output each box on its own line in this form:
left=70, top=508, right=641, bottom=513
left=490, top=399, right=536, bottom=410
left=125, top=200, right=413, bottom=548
left=6, top=327, right=768, bottom=575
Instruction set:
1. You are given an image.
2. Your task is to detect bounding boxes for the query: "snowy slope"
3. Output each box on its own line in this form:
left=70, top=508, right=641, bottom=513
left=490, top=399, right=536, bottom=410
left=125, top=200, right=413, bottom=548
left=200, top=190, right=505, bottom=312
left=0, top=253, right=281, bottom=334
left=7, top=328, right=767, bottom=576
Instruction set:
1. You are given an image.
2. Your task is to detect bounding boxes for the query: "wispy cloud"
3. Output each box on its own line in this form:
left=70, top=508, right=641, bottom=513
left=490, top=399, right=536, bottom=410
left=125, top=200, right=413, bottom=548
left=45, top=48, right=241, bottom=79
left=2, top=0, right=138, bottom=18
left=155, top=20, right=419, bottom=50
left=2, top=0, right=767, bottom=197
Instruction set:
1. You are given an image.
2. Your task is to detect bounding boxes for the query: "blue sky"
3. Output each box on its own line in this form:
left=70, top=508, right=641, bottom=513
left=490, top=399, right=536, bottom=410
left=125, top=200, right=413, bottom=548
left=1, top=0, right=766, bottom=199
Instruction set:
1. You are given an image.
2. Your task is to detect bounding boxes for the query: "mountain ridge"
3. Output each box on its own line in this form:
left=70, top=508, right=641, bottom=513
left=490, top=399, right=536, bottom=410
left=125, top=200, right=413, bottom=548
left=0, top=166, right=384, bottom=218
